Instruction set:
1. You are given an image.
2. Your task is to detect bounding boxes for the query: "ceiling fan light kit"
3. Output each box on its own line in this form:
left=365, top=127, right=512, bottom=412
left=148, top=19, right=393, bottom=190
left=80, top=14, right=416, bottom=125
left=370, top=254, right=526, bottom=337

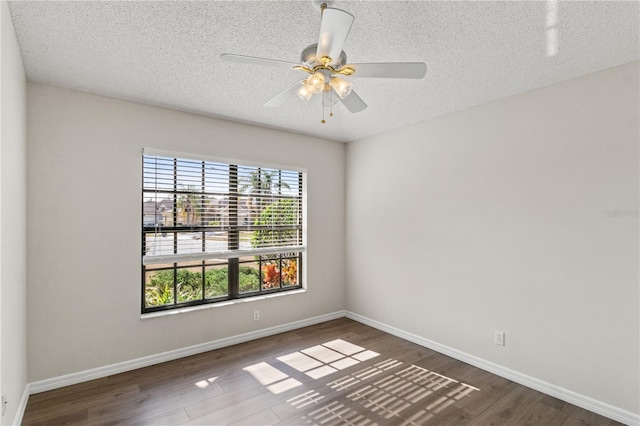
left=221, top=2, right=427, bottom=123
left=330, top=77, right=353, bottom=99
left=296, top=82, right=314, bottom=103
left=306, top=72, right=327, bottom=95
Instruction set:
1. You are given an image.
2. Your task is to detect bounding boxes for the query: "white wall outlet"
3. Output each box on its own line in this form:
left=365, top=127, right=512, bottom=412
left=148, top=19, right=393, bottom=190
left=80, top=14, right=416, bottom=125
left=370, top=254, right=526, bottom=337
left=2, top=391, right=7, bottom=416
left=253, top=310, right=260, bottom=322
left=494, top=330, right=505, bottom=346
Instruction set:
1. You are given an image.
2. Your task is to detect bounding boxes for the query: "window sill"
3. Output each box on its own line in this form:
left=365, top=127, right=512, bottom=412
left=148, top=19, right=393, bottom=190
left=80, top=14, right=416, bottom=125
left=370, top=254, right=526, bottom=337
left=140, top=288, right=307, bottom=320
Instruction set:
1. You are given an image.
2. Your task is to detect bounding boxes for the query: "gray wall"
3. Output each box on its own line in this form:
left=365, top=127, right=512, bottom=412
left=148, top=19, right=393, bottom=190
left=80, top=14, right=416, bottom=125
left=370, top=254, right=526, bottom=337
left=27, top=83, right=346, bottom=382
left=345, top=62, right=639, bottom=414
left=0, top=2, right=28, bottom=424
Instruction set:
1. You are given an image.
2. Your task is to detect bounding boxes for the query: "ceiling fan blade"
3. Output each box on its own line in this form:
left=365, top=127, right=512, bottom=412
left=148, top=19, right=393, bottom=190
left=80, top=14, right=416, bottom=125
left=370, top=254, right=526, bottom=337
left=348, top=62, right=427, bottom=79
left=220, top=53, right=299, bottom=70
left=316, top=8, right=354, bottom=66
left=264, top=80, right=304, bottom=107
left=338, top=90, right=367, bottom=113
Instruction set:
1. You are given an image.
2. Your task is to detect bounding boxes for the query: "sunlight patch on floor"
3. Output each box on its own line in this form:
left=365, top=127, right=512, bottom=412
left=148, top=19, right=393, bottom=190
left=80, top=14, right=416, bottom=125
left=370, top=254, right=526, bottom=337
left=306, top=365, right=338, bottom=379
left=301, top=345, right=345, bottom=363
left=323, top=339, right=367, bottom=356
left=243, top=339, right=381, bottom=393
left=277, top=351, right=323, bottom=372
left=194, top=376, right=218, bottom=389
left=241, top=335, right=481, bottom=424
left=287, top=390, right=325, bottom=409
left=267, top=377, right=303, bottom=394
left=243, top=361, right=290, bottom=386
left=305, top=362, right=481, bottom=425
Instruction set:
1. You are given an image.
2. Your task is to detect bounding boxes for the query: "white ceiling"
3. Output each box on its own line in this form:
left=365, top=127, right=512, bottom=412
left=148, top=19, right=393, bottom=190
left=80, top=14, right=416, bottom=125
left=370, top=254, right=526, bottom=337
left=7, top=1, right=640, bottom=142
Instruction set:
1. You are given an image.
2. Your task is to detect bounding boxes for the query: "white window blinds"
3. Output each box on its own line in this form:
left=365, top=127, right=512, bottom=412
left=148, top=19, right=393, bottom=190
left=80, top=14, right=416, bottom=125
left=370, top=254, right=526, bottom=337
left=142, top=152, right=305, bottom=265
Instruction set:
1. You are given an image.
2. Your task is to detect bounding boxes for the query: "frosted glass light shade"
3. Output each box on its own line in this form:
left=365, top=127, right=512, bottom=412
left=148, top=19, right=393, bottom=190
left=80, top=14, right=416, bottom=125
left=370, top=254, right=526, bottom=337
left=307, top=73, right=326, bottom=94
left=296, top=84, right=313, bottom=102
left=331, top=77, right=353, bottom=99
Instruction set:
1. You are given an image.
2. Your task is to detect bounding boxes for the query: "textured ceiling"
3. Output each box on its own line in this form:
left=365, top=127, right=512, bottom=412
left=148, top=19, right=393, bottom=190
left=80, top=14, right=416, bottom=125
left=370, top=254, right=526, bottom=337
left=8, top=1, right=640, bottom=142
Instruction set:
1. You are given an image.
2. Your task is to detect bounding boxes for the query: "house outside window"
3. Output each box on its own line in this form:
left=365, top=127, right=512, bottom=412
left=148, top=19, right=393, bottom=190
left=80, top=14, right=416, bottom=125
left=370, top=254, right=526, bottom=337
left=142, top=150, right=305, bottom=313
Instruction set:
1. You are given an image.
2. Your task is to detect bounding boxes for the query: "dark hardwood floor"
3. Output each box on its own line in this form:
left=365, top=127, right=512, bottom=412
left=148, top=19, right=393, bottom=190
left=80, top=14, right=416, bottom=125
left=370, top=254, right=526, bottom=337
left=22, top=318, right=622, bottom=425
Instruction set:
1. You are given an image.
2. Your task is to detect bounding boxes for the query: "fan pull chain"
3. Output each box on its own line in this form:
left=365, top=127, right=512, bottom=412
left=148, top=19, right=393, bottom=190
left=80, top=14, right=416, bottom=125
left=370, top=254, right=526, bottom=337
left=330, top=89, right=334, bottom=117
left=321, top=103, right=325, bottom=124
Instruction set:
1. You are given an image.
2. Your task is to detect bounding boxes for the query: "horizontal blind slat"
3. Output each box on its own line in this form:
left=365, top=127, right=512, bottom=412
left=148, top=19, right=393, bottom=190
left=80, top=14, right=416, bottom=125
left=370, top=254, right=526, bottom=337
left=143, top=246, right=306, bottom=265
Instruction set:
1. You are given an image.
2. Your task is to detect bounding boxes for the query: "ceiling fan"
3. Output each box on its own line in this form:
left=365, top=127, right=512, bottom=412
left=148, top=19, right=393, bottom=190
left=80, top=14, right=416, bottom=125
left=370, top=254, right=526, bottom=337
left=220, top=2, right=427, bottom=123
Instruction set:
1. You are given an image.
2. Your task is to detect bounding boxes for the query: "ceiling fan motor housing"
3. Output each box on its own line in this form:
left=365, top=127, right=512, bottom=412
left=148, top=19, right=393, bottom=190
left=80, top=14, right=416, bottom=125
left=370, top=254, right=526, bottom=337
left=301, top=43, right=347, bottom=69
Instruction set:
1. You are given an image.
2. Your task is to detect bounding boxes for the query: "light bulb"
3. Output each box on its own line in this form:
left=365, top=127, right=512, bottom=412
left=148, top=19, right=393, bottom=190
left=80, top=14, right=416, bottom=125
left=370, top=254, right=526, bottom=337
left=296, top=83, right=313, bottom=102
left=331, top=77, right=353, bottom=99
left=307, top=72, right=326, bottom=94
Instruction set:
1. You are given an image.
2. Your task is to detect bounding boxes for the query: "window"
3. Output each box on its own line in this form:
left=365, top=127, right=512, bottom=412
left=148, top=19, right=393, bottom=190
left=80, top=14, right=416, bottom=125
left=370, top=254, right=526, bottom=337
left=142, top=150, right=304, bottom=313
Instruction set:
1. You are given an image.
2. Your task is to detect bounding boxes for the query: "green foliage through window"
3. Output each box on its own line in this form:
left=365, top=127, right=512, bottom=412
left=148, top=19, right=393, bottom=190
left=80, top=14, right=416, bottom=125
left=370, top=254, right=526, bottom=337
left=144, top=266, right=262, bottom=306
left=251, top=198, right=299, bottom=248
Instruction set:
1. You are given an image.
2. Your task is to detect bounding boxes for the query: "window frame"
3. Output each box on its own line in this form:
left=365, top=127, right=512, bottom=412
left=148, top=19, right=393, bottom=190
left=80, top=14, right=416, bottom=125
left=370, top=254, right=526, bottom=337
left=141, top=149, right=306, bottom=314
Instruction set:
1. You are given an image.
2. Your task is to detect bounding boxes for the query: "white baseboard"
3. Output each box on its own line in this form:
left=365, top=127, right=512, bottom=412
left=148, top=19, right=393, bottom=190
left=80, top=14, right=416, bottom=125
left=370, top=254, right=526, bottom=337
left=345, top=311, right=640, bottom=426
left=23, top=310, right=639, bottom=426
left=12, top=384, right=30, bottom=426
left=29, top=310, right=345, bottom=395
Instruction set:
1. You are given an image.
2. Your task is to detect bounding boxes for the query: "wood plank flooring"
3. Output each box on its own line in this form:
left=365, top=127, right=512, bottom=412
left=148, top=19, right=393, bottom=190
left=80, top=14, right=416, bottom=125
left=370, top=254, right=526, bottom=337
left=22, top=318, right=622, bottom=426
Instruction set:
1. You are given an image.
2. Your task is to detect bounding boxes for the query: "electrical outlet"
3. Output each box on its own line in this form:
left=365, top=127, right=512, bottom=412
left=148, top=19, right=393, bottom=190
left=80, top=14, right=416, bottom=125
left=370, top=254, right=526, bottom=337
left=2, top=391, right=7, bottom=416
left=253, top=310, right=260, bottom=322
left=494, top=330, right=505, bottom=346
